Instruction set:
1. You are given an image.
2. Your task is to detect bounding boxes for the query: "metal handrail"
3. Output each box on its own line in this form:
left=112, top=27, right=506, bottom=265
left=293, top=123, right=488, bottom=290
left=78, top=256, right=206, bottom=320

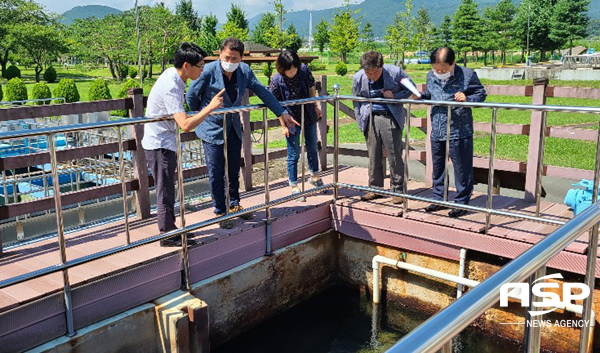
left=385, top=202, right=600, bottom=353
left=2, top=91, right=600, bottom=348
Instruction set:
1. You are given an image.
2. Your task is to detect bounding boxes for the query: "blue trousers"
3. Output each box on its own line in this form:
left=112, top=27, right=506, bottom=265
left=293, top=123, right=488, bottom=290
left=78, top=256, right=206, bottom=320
left=203, top=133, right=242, bottom=214
left=286, top=122, right=319, bottom=186
left=431, top=136, right=474, bottom=205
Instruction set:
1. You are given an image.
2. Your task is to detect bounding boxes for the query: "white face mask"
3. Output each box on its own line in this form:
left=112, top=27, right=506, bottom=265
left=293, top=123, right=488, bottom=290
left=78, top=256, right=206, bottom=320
left=221, top=61, right=239, bottom=73
left=434, top=71, right=452, bottom=80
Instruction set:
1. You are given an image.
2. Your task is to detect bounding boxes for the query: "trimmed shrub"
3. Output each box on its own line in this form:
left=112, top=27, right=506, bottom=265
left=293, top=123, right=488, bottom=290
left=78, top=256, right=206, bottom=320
left=53, top=78, right=80, bottom=103
left=5, top=78, right=27, bottom=102
left=88, top=79, right=112, bottom=101
left=128, top=66, right=138, bottom=79
left=335, top=61, right=348, bottom=76
left=113, top=78, right=140, bottom=117
left=119, top=65, right=129, bottom=80
left=32, top=82, right=52, bottom=105
left=308, top=62, right=326, bottom=71
left=5, top=65, right=21, bottom=80
left=43, top=66, right=57, bottom=83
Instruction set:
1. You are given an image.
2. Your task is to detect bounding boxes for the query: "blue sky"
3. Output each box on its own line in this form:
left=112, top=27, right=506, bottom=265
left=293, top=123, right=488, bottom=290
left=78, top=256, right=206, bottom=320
left=36, top=0, right=348, bottom=22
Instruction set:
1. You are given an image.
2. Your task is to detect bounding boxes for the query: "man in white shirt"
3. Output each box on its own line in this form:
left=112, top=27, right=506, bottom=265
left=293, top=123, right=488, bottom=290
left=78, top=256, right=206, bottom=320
left=142, top=42, right=224, bottom=246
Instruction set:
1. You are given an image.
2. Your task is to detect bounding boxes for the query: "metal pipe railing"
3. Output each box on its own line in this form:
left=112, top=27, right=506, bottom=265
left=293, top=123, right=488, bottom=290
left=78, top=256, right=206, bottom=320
left=385, top=201, right=600, bottom=353
left=3, top=91, right=600, bottom=351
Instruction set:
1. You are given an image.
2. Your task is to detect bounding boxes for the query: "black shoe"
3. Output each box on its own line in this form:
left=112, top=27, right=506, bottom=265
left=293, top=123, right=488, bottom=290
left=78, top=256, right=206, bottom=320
left=448, top=208, right=468, bottom=218
left=160, top=236, right=197, bottom=247
left=425, top=204, right=447, bottom=212
left=361, top=192, right=384, bottom=201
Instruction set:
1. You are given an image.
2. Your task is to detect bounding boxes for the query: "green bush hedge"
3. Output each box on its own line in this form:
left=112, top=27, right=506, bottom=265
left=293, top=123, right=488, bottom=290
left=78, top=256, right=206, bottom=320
left=119, top=65, right=129, bottom=80
left=5, top=78, right=27, bottom=102
left=5, top=65, right=21, bottom=80
left=43, top=66, right=57, bottom=83
left=308, top=62, right=326, bottom=71
left=335, top=61, right=348, bottom=76
left=88, top=79, right=112, bottom=101
left=129, top=66, right=138, bottom=79
left=32, top=82, right=51, bottom=105
left=113, top=78, right=140, bottom=117
left=53, top=78, right=80, bottom=103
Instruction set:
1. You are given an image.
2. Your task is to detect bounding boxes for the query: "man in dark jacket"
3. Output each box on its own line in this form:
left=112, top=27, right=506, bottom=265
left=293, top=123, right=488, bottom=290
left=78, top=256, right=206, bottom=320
left=419, top=47, right=487, bottom=217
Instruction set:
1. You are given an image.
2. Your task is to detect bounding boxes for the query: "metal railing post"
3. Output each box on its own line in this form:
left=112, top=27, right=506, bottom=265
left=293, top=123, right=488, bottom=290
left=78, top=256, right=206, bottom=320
left=263, top=108, right=272, bottom=256
left=333, top=84, right=341, bottom=201
left=117, top=127, right=131, bottom=244
left=444, top=106, right=451, bottom=202
left=48, top=133, right=76, bottom=337
left=524, top=265, right=546, bottom=353
left=485, top=109, right=498, bottom=233
left=176, top=128, right=191, bottom=291
left=578, top=117, right=600, bottom=352
left=223, top=113, right=230, bottom=216
left=403, top=103, right=411, bottom=216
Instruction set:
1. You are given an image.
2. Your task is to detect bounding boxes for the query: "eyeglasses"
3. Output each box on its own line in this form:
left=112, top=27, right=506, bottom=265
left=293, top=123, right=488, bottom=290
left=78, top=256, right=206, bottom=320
left=221, top=55, right=241, bottom=63
left=194, top=63, right=204, bottom=70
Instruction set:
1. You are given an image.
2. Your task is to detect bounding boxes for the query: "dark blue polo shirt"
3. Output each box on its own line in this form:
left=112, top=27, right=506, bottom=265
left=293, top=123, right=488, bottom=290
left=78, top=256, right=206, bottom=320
left=368, top=75, right=390, bottom=114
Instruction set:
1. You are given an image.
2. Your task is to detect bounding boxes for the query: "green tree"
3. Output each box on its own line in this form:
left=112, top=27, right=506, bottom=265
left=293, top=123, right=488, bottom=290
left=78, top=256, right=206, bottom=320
left=286, top=23, right=303, bottom=53
left=329, top=0, right=361, bottom=63
left=452, top=0, right=482, bottom=66
left=361, top=22, right=376, bottom=51
left=5, top=77, right=27, bottom=102
left=152, top=4, right=190, bottom=72
left=414, top=7, right=432, bottom=59
left=252, top=13, right=276, bottom=46
left=515, top=0, right=561, bottom=61
left=265, top=0, right=294, bottom=50
left=489, top=0, right=516, bottom=65
left=218, top=4, right=249, bottom=41
left=15, top=21, right=67, bottom=82
left=440, top=15, right=453, bottom=46
left=550, top=0, right=590, bottom=55
left=314, top=19, right=330, bottom=58
left=0, top=0, right=49, bottom=77
left=385, top=0, right=415, bottom=67
left=175, top=0, right=200, bottom=33
left=198, top=14, right=219, bottom=53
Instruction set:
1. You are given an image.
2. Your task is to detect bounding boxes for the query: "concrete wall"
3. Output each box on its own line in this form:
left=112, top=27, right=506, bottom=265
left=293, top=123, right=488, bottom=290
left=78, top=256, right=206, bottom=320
left=336, top=235, right=600, bottom=353
left=189, top=230, right=339, bottom=347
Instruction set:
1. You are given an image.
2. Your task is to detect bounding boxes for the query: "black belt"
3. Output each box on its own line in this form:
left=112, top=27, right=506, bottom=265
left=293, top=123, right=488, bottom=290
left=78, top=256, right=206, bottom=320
left=373, top=111, right=393, bottom=118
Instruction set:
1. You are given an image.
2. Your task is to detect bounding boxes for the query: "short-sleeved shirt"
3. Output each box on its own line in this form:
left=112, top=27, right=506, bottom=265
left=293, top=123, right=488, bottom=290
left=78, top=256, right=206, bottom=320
left=141, top=67, right=186, bottom=151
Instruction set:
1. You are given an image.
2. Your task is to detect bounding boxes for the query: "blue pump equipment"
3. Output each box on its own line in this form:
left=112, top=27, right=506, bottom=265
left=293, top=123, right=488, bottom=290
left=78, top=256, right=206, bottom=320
left=565, top=179, right=599, bottom=215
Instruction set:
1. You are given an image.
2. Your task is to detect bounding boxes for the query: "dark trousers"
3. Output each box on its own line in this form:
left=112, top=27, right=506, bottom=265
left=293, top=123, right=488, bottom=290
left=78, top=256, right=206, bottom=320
left=367, top=114, right=405, bottom=193
left=145, top=148, right=177, bottom=232
left=203, top=133, right=242, bottom=214
left=431, top=136, right=474, bottom=204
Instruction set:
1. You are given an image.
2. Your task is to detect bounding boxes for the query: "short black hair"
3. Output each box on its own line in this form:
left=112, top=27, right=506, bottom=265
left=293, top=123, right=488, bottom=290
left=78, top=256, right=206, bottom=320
left=221, top=37, right=245, bottom=56
left=360, top=51, right=384, bottom=70
left=173, top=42, right=207, bottom=69
left=430, top=47, right=456, bottom=65
left=276, top=50, right=301, bottom=75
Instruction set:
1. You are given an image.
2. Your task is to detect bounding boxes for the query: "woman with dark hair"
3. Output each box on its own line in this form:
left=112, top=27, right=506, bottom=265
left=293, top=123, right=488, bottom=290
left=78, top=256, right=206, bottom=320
left=269, top=50, right=323, bottom=198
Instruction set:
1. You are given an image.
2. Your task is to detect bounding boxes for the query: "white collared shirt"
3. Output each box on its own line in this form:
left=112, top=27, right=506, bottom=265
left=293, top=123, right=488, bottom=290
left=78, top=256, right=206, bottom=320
left=141, top=67, right=186, bottom=151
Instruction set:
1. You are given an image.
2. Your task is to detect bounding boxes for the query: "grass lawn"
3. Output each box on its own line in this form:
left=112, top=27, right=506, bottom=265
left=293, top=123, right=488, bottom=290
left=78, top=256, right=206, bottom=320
left=2, top=63, right=599, bottom=171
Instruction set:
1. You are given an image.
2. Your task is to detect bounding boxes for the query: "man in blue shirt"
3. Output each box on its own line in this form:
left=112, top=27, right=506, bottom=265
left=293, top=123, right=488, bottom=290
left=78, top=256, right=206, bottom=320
left=419, top=47, right=487, bottom=217
left=186, top=37, right=298, bottom=228
left=352, top=51, right=415, bottom=204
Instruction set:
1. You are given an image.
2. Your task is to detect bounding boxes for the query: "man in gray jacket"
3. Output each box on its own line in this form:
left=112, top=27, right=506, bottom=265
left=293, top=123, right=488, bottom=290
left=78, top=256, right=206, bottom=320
left=352, top=51, right=415, bottom=204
